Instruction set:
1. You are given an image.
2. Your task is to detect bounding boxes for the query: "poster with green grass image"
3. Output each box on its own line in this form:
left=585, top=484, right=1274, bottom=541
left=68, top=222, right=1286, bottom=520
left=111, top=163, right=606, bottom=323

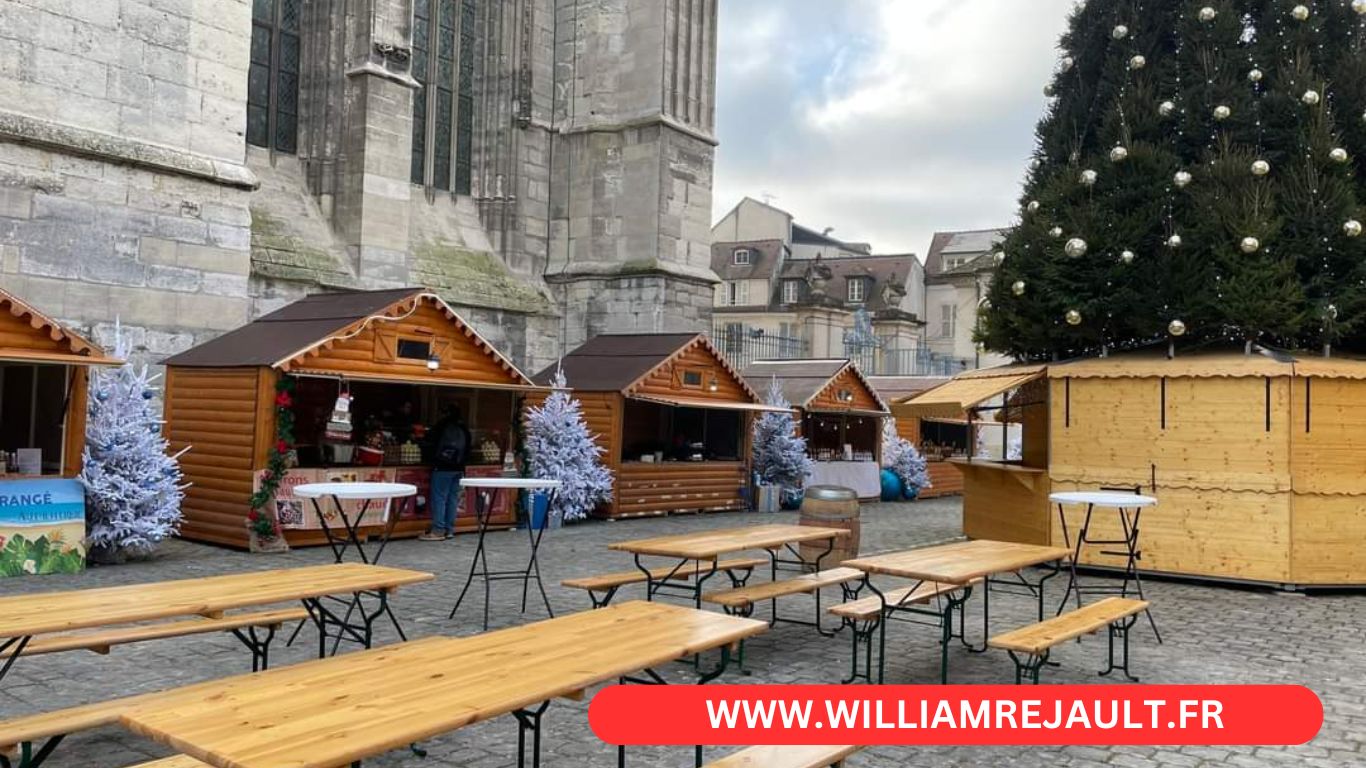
left=0, top=478, right=86, bottom=577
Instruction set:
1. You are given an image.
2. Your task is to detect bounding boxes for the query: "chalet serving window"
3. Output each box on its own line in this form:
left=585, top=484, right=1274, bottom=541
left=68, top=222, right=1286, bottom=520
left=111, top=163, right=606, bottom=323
left=247, top=0, right=301, bottom=153
left=681, top=370, right=704, bottom=388
left=396, top=338, right=433, bottom=361
left=733, top=248, right=752, bottom=265
left=782, top=279, right=801, bottom=304
left=847, top=278, right=866, bottom=303
left=411, top=0, right=477, bottom=193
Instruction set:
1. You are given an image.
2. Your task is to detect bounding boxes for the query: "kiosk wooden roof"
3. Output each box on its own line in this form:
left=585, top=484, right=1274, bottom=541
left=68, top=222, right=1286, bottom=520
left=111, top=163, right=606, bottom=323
left=162, top=288, right=535, bottom=548
left=742, top=359, right=890, bottom=417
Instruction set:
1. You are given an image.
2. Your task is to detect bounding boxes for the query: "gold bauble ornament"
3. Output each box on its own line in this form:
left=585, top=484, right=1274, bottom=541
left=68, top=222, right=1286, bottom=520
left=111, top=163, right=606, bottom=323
left=1049, top=226, right=1064, bottom=238
left=1251, top=159, right=1271, bottom=176
left=1345, top=220, right=1363, bottom=238
left=1302, top=89, right=1321, bottom=106
left=1129, top=55, right=1147, bottom=71
left=1248, top=68, right=1263, bottom=84
left=1027, top=200, right=1041, bottom=213
left=1174, top=170, right=1192, bottom=188
left=1120, top=250, right=1136, bottom=264
left=1240, top=236, right=1261, bottom=253
left=1159, top=100, right=1176, bottom=117
left=1291, top=4, right=1310, bottom=21
left=1168, top=319, right=1187, bottom=337
left=1112, top=24, right=1129, bottom=40
left=1213, top=105, right=1231, bottom=121
left=1329, top=148, right=1349, bottom=164
left=1011, top=280, right=1027, bottom=296
left=1167, top=234, right=1183, bottom=248
left=1065, top=238, right=1089, bottom=258
left=1354, top=0, right=1366, bottom=15
left=1199, top=6, right=1217, bottom=21
left=1065, top=309, right=1083, bottom=326
left=1110, top=146, right=1129, bottom=163
left=992, top=251, right=1006, bottom=266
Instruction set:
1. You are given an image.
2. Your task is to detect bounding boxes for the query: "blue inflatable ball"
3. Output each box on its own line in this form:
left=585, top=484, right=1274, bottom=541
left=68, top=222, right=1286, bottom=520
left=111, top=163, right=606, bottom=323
left=780, top=488, right=804, bottom=510
left=880, top=469, right=903, bottom=501
left=903, top=483, right=920, bottom=501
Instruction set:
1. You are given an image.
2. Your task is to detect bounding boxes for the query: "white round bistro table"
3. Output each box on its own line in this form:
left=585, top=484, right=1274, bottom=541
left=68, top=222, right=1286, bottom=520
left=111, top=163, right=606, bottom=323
left=449, top=477, right=562, bottom=631
left=1050, top=490, right=1161, bottom=646
left=293, top=482, right=418, bottom=653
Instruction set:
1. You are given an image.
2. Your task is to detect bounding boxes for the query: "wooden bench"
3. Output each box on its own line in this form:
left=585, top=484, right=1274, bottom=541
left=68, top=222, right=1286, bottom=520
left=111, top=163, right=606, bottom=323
left=989, top=597, right=1150, bottom=684
left=126, top=757, right=211, bottom=768
left=1, top=608, right=307, bottom=673
left=563, top=558, right=768, bottom=608
left=828, top=580, right=976, bottom=685
left=827, top=581, right=967, bottom=622
left=703, top=745, right=863, bottom=767
left=702, top=567, right=864, bottom=637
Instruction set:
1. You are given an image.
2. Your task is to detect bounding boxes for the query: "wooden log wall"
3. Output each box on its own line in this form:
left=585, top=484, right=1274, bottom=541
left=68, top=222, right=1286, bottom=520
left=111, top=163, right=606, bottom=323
left=613, top=461, right=747, bottom=518
left=807, top=367, right=882, bottom=413
left=633, top=343, right=751, bottom=401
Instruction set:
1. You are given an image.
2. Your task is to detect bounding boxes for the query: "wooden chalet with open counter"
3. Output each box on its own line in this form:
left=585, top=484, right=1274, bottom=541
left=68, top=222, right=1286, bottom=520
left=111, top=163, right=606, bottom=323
left=162, top=288, right=539, bottom=549
left=532, top=333, right=787, bottom=519
left=742, top=359, right=890, bottom=499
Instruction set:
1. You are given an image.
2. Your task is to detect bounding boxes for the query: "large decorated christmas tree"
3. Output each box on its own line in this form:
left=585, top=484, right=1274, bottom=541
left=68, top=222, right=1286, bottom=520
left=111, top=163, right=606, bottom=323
left=979, top=0, right=1366, bottom=360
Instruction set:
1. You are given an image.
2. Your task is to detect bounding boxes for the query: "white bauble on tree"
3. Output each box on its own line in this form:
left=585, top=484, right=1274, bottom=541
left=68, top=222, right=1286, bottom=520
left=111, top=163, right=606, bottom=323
left=1252, top=159, right=1271, bottom=176
left=1060, top=56, right=1075, bottom=72
left=1027, top=200, right=1041, bottom=213
left=1291, top=4, right=1310, bottom=20
left=1345, top=220, right=1363, bottom=238
left=1167, top=234, right=1183, bottom=248
left=1044, top=83, right=1057, bottom=98
left=1109, top=146, right=1129, bottom=163
left=1213, top=105, right=1231, bottom=121
left=1329, top=148, right=1349, bottom=164
left=1303, top=90, right=1321, bottom=106
left=1065, top=238, right=1088, bottom=258
left=1174, top=170, right=1192, bottom=188
left=1080, top=169, right=1098, bottom=186
left=1241, top=236, right=1261, bottom=253
left=1012, top=280, right=1027, bottom=296
left=1354, top=0, right=1366, bottom=15
left=1199, top=6, right=1217, bottom=21
left=1248, top=68, right=1264, bottom=83
left=1129, top=55, right=1146, bottom=71
left=1120, top=250, right=1136, bottom=264
left=993, top=251, right=1006, bottom=266
left=1159, top=100, right=1176, bottom=117
left=1065, top=309, right=1082, bottom=326
left=1168, top=319, right=1187, bottom=337
left=1112, top=24, right=1129, bottom=39
left=1049, top=226, right=1064, bottom=238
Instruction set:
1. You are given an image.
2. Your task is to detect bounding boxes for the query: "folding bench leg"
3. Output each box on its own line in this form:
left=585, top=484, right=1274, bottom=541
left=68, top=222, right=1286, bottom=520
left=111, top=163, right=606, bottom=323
left=1006, top=650, right=1049, bottom=685
left=513, top=700, right=552, bottom=768
left=588, top=586, right=619, bottom=609
left=841, top=613, right=881, bottom=685
left=1, top=735, right=63, bottom=768
left=231, top=624, right=281, bottom=672
left=1099, top=614, right=1141, bottom=683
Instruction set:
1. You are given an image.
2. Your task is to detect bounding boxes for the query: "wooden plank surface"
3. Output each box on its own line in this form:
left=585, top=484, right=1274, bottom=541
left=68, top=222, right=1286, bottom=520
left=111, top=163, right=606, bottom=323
left=1, top=608, right=309, bottom=658
left=702, top=568, right=864, bottom=607
left=702, top=745, right=862, bottom=768
left=0, top=564, right=433, bottom=638
left=117, top=602, right=766, bottom=768
left=843, top=539, right=1070, bottom=584
left=988, top=597, right=1149, bottom=654
left=609, top=524, right=849, bottom=560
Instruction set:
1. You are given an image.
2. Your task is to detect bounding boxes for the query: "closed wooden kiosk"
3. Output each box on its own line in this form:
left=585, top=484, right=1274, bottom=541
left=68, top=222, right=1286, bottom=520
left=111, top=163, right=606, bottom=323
left=743, top=360, right=889, bottom=499
left=898, top=349, right=1366, bottom=587
left=532, top=334, right=783, bottom=518
left=162, top=289, right=538, bottom=549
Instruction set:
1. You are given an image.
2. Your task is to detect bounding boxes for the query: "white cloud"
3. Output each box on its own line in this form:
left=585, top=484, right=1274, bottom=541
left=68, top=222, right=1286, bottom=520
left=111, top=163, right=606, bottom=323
left=713, top=0, right=1077, bottom=257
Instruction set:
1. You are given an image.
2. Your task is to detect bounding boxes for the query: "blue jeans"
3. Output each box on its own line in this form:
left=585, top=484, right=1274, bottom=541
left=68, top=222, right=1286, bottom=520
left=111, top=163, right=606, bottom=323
left=429, top=470, right=465, bottom=534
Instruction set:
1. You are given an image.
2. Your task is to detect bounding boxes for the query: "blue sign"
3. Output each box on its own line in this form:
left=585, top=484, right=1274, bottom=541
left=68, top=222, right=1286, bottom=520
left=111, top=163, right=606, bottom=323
left=0, top=479, right=85, bottom=526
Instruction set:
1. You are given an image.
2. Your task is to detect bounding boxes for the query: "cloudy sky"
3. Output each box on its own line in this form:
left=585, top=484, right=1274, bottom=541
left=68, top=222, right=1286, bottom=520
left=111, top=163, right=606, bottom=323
left=712, top=0, right=1077, bottom=258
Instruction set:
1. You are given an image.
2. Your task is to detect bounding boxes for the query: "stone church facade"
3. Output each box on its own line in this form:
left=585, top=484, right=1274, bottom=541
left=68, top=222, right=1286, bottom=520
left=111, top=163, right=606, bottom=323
left=0, top=0, right=721, bottom=372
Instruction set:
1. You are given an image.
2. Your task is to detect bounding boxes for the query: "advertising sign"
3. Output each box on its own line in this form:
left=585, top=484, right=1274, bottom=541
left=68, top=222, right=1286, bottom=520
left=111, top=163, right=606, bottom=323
left=0, top=478, right=86, bottom=577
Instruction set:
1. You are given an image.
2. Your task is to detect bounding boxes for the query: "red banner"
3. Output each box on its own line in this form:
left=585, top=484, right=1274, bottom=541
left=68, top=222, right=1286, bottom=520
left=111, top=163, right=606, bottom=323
left=588, top=685, right=1321, bottom=746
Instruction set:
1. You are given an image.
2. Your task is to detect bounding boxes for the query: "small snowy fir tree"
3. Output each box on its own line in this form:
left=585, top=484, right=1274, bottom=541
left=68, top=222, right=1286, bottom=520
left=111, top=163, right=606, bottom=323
left=751, top=378, right=812, bottom=489
left=525, top=370, right=613, bottom=522
left=882, top=419, right=930, bottom=493
left=80, top=328, right=186, bottom=563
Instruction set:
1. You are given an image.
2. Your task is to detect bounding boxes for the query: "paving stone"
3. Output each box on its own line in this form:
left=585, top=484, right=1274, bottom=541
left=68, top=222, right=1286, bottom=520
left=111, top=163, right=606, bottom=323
left=0, top=497, right=1357, bottom=767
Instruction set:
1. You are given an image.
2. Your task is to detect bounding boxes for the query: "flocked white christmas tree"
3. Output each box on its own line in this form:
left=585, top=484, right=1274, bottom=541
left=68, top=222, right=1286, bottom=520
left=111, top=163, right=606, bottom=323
left=80, top=327, right=186, bottom=563
left=751, top=377, right=812, bottom=489
left=882, top=418, right=930, bottom=493
left=525, top=370, right=613, bottom=523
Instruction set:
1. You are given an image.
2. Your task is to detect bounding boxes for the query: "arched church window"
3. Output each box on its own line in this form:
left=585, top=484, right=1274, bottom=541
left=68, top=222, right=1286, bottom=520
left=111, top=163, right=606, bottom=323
left=247, top=0, right=301, bottom=153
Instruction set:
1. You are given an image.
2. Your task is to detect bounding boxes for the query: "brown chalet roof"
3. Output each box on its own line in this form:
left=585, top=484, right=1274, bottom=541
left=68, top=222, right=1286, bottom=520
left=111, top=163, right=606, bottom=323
left=744, top=359, right=890, bottom=413
left=535, top=333, right=760, bottom=401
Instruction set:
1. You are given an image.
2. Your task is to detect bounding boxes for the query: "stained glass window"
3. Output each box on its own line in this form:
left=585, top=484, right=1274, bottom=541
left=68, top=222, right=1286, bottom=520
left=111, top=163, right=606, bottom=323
left=247, top=0, right=300, bottom=153
left=412, top=0, right=476, bottom=194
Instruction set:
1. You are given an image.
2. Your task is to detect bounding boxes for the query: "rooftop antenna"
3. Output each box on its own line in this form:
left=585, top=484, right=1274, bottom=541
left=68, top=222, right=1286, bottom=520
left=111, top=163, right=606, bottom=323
left=822, top=227, right=835, bottom=237
left=760, top=191, right=778, bottom=206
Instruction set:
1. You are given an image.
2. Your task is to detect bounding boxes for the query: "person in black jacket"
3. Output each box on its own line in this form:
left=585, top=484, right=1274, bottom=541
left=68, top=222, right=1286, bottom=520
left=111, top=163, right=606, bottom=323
left=421, top=404, right=472, bottom=541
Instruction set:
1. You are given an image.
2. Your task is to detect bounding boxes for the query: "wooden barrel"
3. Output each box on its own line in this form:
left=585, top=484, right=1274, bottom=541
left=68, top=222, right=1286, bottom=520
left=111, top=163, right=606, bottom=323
left=799, top=485, right=860, bottom=568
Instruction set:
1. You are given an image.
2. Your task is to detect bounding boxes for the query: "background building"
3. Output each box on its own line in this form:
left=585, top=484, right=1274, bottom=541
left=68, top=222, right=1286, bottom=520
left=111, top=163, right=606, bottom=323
left=0, top=0, right=722, bottom=373
left=924, top=228, right=1012, bottom=370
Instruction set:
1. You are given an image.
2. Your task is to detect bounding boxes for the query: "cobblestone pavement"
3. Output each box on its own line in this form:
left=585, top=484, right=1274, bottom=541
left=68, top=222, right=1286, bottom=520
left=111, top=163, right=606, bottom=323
left=2, top=498, right=1362, bottom=767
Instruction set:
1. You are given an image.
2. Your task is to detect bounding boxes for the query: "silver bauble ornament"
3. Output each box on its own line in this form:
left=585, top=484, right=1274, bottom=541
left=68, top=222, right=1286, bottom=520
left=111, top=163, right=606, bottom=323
left=1029, top=158, right=1042, bottom=171
left=1174, top=170, right=1192, bottom=188
left=1168, top=319, right=1187, bottom=337
left=1213, top=105, right=1231, bottom=121
left=1240, top=236, right=1261, bottom=253
left=1345, top=220, right=1363, bottom=238
left=1112, top=24, right=1129, bottom=40
left=1199, top=6, right=1217, bottom=21
left=1044, top=83, right=1057, bottom=98
left=1129, top=55, right=1146, bottom=71
left=1355, top=0, right=1366, bottom=15
left=1159, top=100, right=1176, bottom=117
left=1291, top=4, right=1310, bottom=20
left=1049, top=226, right=1064, bottom=239
left=1110, top=146, right=1129, bottom=163
left=1167, top=234, right=1183, bottom=248
left=1065, top=238, right=1089, bottom=258
left=1251, top=159, right=1271, bottom=176
left=1329, top=147, right=1349, bottom=164
left=1011, top=280, right=1027, bottom=296
left=1065, top=309, right=1083, bottom=326
left=1080, top=169, right=1098, bottom=186
left=1303, top=89, right=1321, bottom=106
left=1027, top=200, right=1041, bottom=213
left=1327, top=304, right=1339, bottom=321
left=1120, top=250, right=1136, bottom=264
left=1248, top=68, right=1263, bottom=83
left=1060, top=56, right=1075, bottom=72
left=992, top=251, right=1006, bottom=266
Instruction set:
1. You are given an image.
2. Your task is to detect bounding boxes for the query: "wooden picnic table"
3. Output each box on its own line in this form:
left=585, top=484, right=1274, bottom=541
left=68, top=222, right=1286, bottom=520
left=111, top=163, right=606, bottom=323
left=0, top=563, right=434, bottom=683
left=609, top=524, right=851, bottom=609
left=840, top=539, right=1071, bottom=684
left=101, top=601, right=766, bottom=768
